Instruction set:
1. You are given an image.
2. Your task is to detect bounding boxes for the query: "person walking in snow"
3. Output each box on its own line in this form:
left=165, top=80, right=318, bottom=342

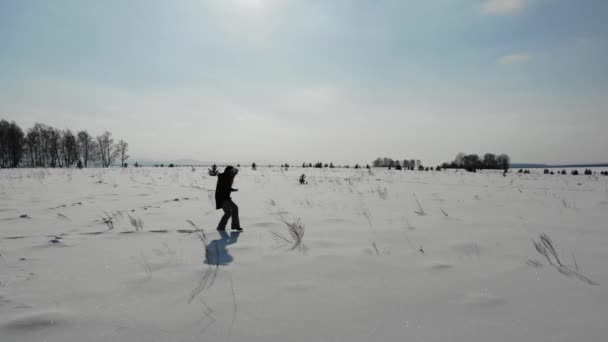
left=213, top=166, right=243, bottom=231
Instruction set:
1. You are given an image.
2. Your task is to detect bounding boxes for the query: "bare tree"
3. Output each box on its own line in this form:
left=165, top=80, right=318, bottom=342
left=117, top=139, right=129, bottom=166
left=483, top=153, right=497, bottom=169
left=61, top=129, right=79, bottom=167
left=0, top=120, right=25, bottom=168
left=454, top=152, right=466, bottom=168
left=496, top=154, right=511, bottom=171
left=77, top=130, right=93, bottom=167
left=96, top=131, right=118, bottom=167
left=49, top=127, right=62, bottom=167
left=88, top=140, right=100, bottom=166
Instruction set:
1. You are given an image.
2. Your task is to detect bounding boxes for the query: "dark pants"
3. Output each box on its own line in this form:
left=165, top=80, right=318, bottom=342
left=218, top=199, right=240, bottom=230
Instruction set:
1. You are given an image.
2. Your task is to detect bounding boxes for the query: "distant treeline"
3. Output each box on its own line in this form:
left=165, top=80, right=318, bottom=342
left=0, top=119, right=129, bottom=168
left=372, top=158, right=422, bottom=169
left=440, top=152, right=510, bottom=171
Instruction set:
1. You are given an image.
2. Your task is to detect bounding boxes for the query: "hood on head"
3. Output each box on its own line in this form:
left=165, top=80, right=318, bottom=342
left=224, top=166, right=238, bottom=176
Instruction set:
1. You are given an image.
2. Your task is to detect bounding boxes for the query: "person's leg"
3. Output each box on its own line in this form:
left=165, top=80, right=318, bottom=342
left=229, top=200, right=240, bottom=230
left=217, top=200, right=232, bottom=230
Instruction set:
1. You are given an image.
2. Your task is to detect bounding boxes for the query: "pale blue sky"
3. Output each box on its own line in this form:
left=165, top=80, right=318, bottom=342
left=1, top=0, right=607, bottom=164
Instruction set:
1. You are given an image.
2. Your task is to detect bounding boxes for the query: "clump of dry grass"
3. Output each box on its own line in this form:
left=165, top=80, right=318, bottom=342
left=272, top=216, right=307, bottom=252
left=376, top=186, right=389, bottom=200
left=100, top=212, right=115, bottom=231
left=128, top=214, right=144, bottom=232
left=413, top=194, right=426, bottom=216
left=531, top=233, right=598, bottom=286
left=187, top=220, right=220, bottom=303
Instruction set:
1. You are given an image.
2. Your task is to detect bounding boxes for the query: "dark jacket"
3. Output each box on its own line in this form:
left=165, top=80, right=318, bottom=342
left=215, top=171, right=236, bottom=209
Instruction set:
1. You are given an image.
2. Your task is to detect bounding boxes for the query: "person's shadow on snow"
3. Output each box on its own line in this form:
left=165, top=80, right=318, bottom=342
left=204, top=230, right=240, bottom=266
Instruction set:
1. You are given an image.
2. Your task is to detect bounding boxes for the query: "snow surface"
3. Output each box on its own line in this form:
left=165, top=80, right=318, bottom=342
left=1, top=167, right=607, bottom=342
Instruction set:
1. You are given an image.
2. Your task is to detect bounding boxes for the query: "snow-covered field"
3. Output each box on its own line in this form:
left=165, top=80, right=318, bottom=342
left=1, top=167, right=607, bottom=342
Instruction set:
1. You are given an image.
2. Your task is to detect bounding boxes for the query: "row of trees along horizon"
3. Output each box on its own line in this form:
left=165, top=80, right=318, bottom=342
left=370, top=153, right=511, bottom=172
left=3, top=119, right=510, bottom=172
left=0, top=119, right=129, bottom=168
left=441, top=152, right=511, bottom=171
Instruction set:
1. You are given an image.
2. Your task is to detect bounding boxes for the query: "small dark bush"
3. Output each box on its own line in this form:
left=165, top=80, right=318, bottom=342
left=571, top=170, right=579, bottom=175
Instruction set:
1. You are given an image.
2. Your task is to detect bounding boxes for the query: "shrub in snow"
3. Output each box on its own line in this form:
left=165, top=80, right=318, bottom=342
left=208, top=164, right=219, bottom=176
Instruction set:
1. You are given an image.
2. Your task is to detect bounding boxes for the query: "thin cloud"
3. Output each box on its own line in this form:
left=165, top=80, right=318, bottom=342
left=481, top=0, right=525, bottom=15
left=499, top=53, right=532, bottom=64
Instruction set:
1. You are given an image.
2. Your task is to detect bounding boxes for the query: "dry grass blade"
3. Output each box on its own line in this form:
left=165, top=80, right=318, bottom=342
left=531, top=233, right=598, bottom=286
left=274, top=216, right=306, bottom=252
left=413, top=194, right=426, bottom=216
left=100, top=212, right=114, bottom=231
left=188, top=267, right=219, bottom=304
left=128, top=214, right=144, bottom=232
left=186, top=220, right=222, bottom=303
